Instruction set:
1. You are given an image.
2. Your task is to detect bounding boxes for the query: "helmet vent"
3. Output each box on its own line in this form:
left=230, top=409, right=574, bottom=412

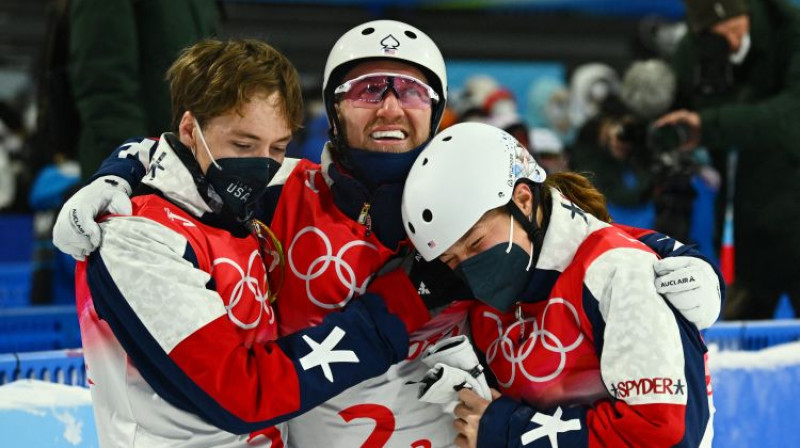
left=422, top=158, right=429, bottom=166
left=361, top=27, right=375, bottom=35
left=442, top=136, right=452, bottom=142
left=422, top=209, right=433, bottom=222
left=408, top=222, right=416, bottom=234
left=404, top=30, right=418, bottom=39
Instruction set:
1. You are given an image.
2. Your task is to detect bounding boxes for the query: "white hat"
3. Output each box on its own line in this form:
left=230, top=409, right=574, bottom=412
left=529, top=127, right=564, bottom=155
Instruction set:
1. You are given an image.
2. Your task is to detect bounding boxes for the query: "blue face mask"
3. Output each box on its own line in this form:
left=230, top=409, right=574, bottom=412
left=194, top=118, right=280, bottom=221
left=347, top=144, right=425, bottom=187
left=455, top=242, right=533, bottom=313
left=454, top=215, right=535, bottom=313
left=204, top=157, right=279, bottom=221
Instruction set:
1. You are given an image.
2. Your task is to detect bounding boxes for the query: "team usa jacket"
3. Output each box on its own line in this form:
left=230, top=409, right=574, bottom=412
left=76, top=136, right=417, bottom=447
left=92, top=139, right=720, bottom=447
left=254, top=147, right=463, bottom=447
left=467, top=189, right=714, bottom=448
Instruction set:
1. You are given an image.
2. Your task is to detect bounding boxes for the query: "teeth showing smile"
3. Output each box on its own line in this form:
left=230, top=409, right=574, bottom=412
left=371, top=130, right=406, bottom=140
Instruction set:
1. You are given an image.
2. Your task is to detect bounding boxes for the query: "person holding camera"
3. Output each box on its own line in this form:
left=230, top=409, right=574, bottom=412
left=571, top=60, right=691, bottom=238
left=656, top=0, right=800, bottom=320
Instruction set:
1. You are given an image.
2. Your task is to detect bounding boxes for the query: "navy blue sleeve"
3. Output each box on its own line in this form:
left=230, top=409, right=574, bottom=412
left=87, top=137, right=155, bottom=188
left=275, top=293, right=410, bottom=412
left=478, top=397, right=588, bottom=447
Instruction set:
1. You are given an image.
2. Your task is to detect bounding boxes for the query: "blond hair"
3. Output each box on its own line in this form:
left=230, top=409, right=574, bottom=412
left=166, top=38, right=303, bottom=131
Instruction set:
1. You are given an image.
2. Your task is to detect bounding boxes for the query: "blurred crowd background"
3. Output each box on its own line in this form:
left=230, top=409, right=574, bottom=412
left=0, top=0, right=797, bottom=322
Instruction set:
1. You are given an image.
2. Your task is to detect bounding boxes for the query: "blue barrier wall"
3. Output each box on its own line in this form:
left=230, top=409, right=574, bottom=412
left=0, top=214, right=33, bottom=263
left=710, top=342, right=800, bottom=448
left=703, top=320, right=800, bottom=351
left=0, top=349, right=86, bottom=386
left=0, top=305, right=81, bottom=353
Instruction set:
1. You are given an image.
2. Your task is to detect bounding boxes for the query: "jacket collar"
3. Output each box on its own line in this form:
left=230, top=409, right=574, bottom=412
left=321, top=143, right=408, bottom=250
left=521, top=188, right=610, bottom=303
left=140, top=133, right=249, bottom=236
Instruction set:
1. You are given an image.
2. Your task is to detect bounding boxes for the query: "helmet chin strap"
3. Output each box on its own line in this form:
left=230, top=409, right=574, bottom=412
left=505, top=182, right=549, bottom=271
left=328, top=112, right=358, bottom=173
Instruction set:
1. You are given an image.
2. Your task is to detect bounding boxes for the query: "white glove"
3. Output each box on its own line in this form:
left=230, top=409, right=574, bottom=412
left=417, top=363, right=491, bottom=404
left=417, top=335, right=491, bottom=401
left=655, top=256, right=721, bottom=330
left=52, top=175, right=132, bottom=260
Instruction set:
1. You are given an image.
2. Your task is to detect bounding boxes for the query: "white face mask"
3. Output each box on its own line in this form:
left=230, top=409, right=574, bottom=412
left=730, top=32, right=751, bottom=65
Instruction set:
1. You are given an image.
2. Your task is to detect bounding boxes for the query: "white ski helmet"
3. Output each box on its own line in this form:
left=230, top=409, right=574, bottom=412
left=322, top=20, right=448, bottom=141
left=402, top=122, right=547, bottom=261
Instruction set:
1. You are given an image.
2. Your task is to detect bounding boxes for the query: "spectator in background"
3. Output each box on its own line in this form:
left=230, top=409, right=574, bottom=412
left=454, top=74, right=531, bottom=147
left=656, top=0, right=800, bottom=319
left=68, top=0, right=220, bottom=178
left=529, top=127, right=568, bottom=173
left=569, top=63, right=656, bottom=210
left=526, top=77, right=573, bottom=145
left=27, top=0, right=220, bottom=305
left=567, top=63, right=620, bottom=134
left=0, top=102, right=26, bottom=211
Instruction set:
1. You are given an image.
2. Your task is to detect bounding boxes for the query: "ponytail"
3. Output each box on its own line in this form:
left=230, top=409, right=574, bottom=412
left=543, top=172, right=611, bottom=223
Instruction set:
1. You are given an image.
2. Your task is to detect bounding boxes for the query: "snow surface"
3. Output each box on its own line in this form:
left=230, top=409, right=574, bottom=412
left=0, top=379, right=91, bottom=410
left=708, top=341, right=800, bottom=370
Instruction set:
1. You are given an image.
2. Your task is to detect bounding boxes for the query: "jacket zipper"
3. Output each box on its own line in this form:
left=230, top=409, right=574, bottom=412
left=515, top=302, right=527, bottom=343
left=357, top=202, right=372, bottom=237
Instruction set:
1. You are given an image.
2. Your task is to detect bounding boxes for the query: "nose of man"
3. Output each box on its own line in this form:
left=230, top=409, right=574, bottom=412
left=376, top=91, right=404, bottom=118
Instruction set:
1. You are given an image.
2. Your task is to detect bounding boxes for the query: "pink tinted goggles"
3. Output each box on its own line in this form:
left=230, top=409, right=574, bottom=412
left=334, top=72, right=439, bottom=109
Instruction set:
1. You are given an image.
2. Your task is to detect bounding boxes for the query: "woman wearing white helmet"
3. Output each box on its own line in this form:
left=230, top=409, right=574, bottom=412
left=402, top=122, right=717, bottom=448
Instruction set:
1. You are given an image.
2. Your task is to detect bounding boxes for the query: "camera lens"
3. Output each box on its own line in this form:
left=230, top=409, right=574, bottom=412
left=647, top=123, right=689, bottom=152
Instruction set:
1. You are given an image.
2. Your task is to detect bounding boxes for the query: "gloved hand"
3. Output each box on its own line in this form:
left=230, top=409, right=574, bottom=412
left=417, top=363, right=490, bottom=404
left=417, top=335, right=491, bottom=401
left=52, top=175, right=132, bottom=261
left=655, top=256, right=721, bottom=330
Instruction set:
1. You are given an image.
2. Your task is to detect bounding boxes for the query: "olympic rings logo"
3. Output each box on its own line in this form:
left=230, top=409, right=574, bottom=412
left=213, top=250, right=275, bottom=330
left=288, top=226, right=379, bottom=310
left=483, top=298, right=583, bottom=387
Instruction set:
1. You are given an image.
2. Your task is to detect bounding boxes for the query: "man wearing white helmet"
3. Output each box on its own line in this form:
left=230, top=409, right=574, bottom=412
left=53, top=20, right=722, bottom=447
left=403, top=122, right=715, bottom=448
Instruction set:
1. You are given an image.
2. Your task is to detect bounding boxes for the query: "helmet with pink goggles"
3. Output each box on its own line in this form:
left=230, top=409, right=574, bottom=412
left=323, top=20, right=448, bottom=144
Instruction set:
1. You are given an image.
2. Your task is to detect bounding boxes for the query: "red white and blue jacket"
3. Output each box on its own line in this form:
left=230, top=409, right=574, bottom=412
left=469, top=189, right=714, bottom=448
left=77, top=136, right=414, bottom=447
